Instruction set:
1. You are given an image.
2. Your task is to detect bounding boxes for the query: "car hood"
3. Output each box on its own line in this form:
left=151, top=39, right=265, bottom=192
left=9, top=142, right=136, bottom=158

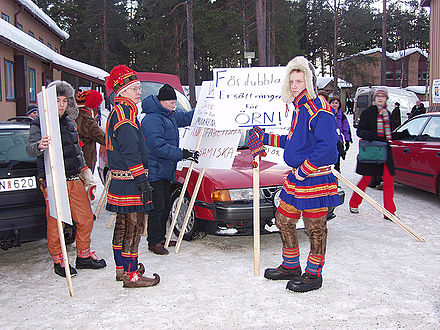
left=199, top=149, right=289, bottom=190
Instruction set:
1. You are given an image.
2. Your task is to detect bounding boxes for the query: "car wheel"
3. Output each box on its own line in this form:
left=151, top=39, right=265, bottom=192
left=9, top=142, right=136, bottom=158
left=64, top=222, right=76, bottom=245
left=169, top=188, right=199, bottom=241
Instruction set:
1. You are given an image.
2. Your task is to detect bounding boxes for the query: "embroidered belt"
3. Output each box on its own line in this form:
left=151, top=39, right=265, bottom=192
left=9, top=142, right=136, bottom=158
left=111, top=170, right=134, bottom=180
left=292, top=166, right=332, bottom=177
left=66, top=174, right=80, bottom=181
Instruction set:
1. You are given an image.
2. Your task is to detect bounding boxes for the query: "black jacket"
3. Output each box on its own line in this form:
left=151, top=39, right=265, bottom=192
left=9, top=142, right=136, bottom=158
left=27, top=113, right=86, bottom=179
left=355, top=105, right=395, bottom=176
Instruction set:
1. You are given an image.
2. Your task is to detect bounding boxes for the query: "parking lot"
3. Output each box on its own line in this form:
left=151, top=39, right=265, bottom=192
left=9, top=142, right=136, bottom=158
left=0, top=117, right=439, bottom=329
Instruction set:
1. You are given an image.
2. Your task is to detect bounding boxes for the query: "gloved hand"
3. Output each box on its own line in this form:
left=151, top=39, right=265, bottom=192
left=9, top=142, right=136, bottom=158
left=137, top=180, right=153, bottom=205
left=250, top=126, right=265, bottom=140
left=182, top=149, right=200, bottom=163
left=79, top=167, right=97, bottom=201
left=345, top=141, right=350, bottom=152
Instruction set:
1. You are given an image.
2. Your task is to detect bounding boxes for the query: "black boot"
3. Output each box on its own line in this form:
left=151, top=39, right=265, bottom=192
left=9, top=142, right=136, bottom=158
left=286, top=273, right=322, bottom=292
left=54, top=263, right=78, bottom=277
left=264, top=265, right=301, bottom=281
left=76, top=256, right=107, bottom=269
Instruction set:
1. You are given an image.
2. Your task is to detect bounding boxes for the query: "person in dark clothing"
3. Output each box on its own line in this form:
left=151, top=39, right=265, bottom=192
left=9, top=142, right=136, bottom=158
left=409, top=100, right=426, bottom=118
left=26, top=80, right=106, bottom=278
left=141, top=84, right=198, bottom=255
left=390, top=102, right=401, bottom=131
left=349, top=87, right=396, bottom=218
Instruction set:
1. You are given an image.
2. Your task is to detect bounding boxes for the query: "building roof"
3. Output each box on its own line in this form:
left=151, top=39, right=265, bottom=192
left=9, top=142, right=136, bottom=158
left=339, top=47, right=429, bottom=62
left=317, top=77, right=352, bottom=89
left=420, top=0, right=430, bottom=6
left=14, top=0, right=69, bottom=40
left=0, top=19, right=108, bottom=83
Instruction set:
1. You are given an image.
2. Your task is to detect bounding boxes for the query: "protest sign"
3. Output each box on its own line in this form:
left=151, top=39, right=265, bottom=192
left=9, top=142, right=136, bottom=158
left=178, top=127, right=242, bottom=170
left=212, top=67, right=291, bottom=129
left=37, top=86, right=73, bottom=225
left=191, top=80, right=216, bottom=128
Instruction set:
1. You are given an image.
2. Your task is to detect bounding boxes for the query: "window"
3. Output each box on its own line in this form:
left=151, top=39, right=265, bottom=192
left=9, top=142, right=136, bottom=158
left=395, top=70, right=402, bottom=80
left=386, top=71, right=394, bottom=80
left=16, top=23, right=23, bottom=31
left=420, top=117, right=440, bottom=142
left=5, top=60, right=15, bottom=100
left=1, top=13, right=9, bottom=22
left=28, top=68, right=36, bottom=102
left=55, top=48, right=59, bottom=53
left=47, top=43, right=52, bottom=49
left=395, top=117, right=429, bottom=140
left=420, top=71, right=428, bottom=80
left=39, top=37, right=43, bottom=43
left=29, top=30, right=34, bottom=38
left=0, top=65, right=2, bottom=100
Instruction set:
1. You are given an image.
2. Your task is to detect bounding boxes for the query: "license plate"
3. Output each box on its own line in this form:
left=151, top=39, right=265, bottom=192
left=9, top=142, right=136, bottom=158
left=0, top=176, right=37, bottom=192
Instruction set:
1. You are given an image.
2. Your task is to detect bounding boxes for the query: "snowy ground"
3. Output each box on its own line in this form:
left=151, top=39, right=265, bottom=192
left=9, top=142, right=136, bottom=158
left=1, top=115, right=439, bottom=329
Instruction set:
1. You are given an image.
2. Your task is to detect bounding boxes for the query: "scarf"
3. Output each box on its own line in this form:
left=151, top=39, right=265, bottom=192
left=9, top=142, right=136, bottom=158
left=377, top=106, right=392, bottom=141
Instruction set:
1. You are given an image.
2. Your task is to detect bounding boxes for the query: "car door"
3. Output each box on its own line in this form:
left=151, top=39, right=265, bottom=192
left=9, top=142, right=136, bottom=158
left=407, top=116, right=440, bottom=193
left=390, top=116, right=429, bottom=186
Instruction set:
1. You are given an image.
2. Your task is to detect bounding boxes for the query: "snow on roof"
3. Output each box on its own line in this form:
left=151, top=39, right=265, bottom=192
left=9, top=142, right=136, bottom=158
left=17, top=0, right=69, bottom=40
left=0, top=19, right=108, bottom=82
left=317, top=76, right=352, bottom=89
left=405, top=85, right=428, bottom=94
left=339, top=47, right=428, bottom=61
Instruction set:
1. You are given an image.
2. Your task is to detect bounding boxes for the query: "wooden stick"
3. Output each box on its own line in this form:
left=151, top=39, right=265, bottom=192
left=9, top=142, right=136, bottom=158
left=106, top=213, right=117, bottom=230
left=95, top=173, right=111, bottom=216
left=42, top=86, right=74, bottom=297
left=332, top=169, right=425, bottom=242
left=142, top=213, right=148, bottom=236
left=165, top=127, right=205, bottom=248
left=253, top=157, right=260, bottom=277
left=174, top=168, right=206, bottom=253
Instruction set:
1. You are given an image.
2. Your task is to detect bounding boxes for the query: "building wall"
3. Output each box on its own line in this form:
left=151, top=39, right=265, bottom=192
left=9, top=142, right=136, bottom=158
left=0, top=43, right=17, bottom=119
left=0, top=0, right=62, bottom=52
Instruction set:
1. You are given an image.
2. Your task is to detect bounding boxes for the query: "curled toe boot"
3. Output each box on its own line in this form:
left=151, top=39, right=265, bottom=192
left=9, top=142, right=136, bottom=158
left=264, top=265, right=301, bottom=281
left=286, top=273, right=322, bottom=292
left=116, top=263, right=145, bottom=281
left=123, top=272, right=160, bottom=288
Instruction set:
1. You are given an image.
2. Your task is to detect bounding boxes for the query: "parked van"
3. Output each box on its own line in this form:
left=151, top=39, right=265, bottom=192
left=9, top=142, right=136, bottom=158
left=354, top=86, right=419, bottom=127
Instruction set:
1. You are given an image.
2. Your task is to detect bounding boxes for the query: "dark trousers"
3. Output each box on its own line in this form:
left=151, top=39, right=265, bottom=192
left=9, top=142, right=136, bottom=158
left=147, top=180, right=171, bottom=246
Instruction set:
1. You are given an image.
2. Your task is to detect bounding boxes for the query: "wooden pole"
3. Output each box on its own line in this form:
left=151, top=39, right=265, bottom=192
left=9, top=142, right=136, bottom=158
left=332, top=169, right=425, bottom=242
left=42, top=86, right=74, bottom=297
left=174, top=168, right=205, bottom=253
left=106, top=213, right=117, bottom=230
left=165, top=127, right=205, bottom=248
left=95, top=173, right=111, bottom=215
left=253, top=157, right=260, bottom=277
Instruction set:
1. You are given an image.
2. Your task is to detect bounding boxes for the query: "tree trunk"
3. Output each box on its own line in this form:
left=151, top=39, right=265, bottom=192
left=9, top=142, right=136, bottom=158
left=186, top=0, right=196, bottom=108
left=381, top=0, right=387, bottom=85
left=256, top=0, right=267, bottom=66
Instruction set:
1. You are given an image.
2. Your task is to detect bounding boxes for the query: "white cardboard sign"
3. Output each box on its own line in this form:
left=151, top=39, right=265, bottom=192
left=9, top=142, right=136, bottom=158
left=212, top=67, right=291, bottom=129
left=178, top=127, right=242, bottom=170
left=37, top=86, right=73, bottom=225
left=191, top=80, right=216, bottom=128
left=433, top=79, right=440, bottom=104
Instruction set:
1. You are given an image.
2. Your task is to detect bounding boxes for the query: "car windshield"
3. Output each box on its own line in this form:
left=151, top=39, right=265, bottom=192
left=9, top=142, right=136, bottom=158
left=140, top=81, right=192, bottom=112
left=0, top=128, right=35, bottom=163
left=395, top=116, right=429, bottom=140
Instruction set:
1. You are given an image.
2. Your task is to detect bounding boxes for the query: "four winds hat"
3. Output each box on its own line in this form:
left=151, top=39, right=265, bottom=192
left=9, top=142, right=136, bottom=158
left=106, top=65, right=139, bottom=96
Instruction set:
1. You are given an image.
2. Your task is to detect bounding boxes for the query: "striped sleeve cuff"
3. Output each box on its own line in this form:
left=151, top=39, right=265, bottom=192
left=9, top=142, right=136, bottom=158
left=297, top=158, right=318, bottom=177
left=263, top=133, right=280, bottom=147
left=128, top=164, right=146, bottom=178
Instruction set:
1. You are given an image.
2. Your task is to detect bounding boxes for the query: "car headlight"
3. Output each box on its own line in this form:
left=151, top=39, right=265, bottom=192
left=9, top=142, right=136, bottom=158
left=211, top=188, right=263, bottom=202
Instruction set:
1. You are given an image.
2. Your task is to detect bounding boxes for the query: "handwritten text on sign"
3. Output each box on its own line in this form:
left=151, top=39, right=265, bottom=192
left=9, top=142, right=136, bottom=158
left=191, top=81, right=216, bottom=128
left=212, top=67, right=290, bottom=129
left=177, top=128, right=242, bottom=170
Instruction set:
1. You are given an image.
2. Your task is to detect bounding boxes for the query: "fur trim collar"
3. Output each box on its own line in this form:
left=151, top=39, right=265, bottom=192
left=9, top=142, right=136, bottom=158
left=47, top=80, right=79, bottom=119
left=281, top=56, right=317, bottom=103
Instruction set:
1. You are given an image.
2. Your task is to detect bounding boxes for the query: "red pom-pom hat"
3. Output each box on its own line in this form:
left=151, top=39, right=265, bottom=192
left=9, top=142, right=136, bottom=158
left=106, top=65, right=139, bottom=95
left=76, top=90, right=103, bottom=109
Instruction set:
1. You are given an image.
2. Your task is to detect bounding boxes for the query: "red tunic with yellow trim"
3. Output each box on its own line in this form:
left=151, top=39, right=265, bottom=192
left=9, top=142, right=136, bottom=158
left=105, top=96, right=153, bottom=213
left=263, top=89, right=341, bottom=212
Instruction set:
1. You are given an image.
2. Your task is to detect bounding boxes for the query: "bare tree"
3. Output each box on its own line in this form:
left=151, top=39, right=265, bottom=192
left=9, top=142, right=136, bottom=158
left=381, top=0, right=387, bottom=85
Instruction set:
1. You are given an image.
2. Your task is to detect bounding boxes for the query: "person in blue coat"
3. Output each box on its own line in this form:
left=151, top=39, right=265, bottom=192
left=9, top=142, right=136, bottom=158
left=141, top=84, right=198, bottom=255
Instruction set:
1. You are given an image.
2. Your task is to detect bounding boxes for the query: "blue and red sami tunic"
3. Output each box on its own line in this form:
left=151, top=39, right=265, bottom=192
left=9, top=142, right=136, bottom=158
left=105, top=96, right=153, bottom=213
left=263, top=89, right=341, bottom=212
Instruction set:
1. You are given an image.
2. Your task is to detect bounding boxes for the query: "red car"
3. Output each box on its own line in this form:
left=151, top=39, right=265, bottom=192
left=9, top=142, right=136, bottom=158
left=99, top=73, right=344, bottom=240
left=390, top=113, right=440, bottom=195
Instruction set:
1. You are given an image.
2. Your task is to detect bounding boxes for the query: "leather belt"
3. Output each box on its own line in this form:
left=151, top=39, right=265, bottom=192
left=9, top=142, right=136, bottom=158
left=292, top=165, right=332, bottom=177
left=111, top=170, right=134, bottom=180
left=66, top=174, right=80, bottom=181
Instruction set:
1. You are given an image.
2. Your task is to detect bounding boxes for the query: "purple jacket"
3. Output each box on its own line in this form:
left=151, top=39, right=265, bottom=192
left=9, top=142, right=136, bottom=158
left=336, top=110, right=352, bottom=143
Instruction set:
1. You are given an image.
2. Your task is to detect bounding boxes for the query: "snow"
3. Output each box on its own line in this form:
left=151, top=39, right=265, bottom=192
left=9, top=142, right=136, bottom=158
left=339, top=47, right=429, bottom=62
left=0, top=19, right=108, bottom=82
left=17, top=0, right=69, bottom=39
left=0, top=114, right=439, bottom=328
left=317, top=77, right=353, bottom=89
left=406, top=85, right=429, bottom=95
